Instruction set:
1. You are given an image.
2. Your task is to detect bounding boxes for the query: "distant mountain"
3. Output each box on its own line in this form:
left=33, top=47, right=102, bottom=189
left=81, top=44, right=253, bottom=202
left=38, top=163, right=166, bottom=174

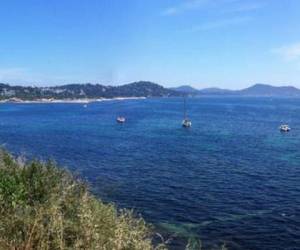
left=171, top=85, right=234, bottom=95
left=172, top=83, right=300, bottom=97
left=2, top=82, right=299, bottom=100
left=198, top=87, right=234, bottom=95
left=0, top=81, right=181, bottom=100
left=170, top=85, right=199, bottom=94
left=237, top=83, right=300, bottom=96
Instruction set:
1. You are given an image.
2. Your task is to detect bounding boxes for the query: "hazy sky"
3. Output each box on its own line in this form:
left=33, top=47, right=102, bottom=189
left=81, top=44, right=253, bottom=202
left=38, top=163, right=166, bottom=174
left=0, top=0, right=300, bottom=89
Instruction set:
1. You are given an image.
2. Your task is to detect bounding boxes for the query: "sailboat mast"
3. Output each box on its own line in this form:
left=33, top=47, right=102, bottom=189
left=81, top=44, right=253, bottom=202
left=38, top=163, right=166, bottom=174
left=184, top=96, right=187, bottom=119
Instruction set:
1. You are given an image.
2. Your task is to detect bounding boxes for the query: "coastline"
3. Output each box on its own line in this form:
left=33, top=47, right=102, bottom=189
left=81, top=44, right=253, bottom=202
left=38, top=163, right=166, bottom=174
left=0, top=96, right=146, bottom=104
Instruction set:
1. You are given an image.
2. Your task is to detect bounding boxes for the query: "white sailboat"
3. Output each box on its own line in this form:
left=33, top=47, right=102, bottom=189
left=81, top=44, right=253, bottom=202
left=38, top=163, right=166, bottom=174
left=116, top=100, right=126, bottom=124
left=116, top=116, right=126, bottom=123
left=182, top=96, right=192, bottom=128
left=279, top=124, right=290, bottom=132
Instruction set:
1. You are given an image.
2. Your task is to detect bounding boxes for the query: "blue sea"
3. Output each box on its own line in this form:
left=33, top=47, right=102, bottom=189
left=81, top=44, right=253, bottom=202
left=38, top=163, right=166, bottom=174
left=1, top=97, right=300, bottom=250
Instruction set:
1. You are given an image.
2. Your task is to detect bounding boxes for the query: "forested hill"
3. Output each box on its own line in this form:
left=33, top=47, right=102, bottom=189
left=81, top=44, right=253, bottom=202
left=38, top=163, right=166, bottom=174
left=0, top=81, right=181, bottom=100
left=172, top=83, right=300, bottom=97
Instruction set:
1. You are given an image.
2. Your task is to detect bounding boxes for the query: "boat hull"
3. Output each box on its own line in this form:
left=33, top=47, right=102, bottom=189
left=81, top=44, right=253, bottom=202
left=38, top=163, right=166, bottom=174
left=117, top=117, right=126, bottom=123
left=182, top=120, right=192, bottom=128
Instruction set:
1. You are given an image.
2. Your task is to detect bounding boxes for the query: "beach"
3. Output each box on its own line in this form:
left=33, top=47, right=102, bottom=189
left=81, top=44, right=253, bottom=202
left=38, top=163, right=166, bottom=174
left=0, top=96, right=146, bottom=104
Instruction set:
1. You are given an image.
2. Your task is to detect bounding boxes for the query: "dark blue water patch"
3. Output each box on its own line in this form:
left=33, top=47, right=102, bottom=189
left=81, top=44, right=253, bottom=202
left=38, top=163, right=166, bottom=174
left=0, top=97, right=300, bottom=250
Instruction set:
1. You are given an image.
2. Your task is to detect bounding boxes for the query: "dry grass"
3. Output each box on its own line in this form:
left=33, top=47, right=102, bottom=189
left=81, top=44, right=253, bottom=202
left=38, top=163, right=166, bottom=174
left=0, top=150, right=166, bottom=250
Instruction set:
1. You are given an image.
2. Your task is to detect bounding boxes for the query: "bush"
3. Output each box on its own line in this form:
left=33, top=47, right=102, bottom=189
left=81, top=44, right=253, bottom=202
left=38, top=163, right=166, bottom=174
left=0, top=150, right=165, bottom=250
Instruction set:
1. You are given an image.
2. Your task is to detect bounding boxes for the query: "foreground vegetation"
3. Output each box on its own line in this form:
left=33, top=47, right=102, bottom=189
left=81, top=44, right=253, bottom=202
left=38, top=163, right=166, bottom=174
left=0, top=150, right=165, bottom=250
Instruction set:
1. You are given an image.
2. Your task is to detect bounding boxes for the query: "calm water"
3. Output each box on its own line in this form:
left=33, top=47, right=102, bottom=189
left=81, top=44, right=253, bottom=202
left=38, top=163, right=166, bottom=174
left=1, top=97, right=300, bottom=250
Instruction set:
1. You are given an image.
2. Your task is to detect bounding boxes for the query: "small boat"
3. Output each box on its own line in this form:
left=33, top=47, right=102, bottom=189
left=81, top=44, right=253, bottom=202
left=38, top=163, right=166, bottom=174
left=83, top=104, right=88, bottom=108
left=182, top=119, right=192, bottom=128
left=279, top=124, right=290, bottom=132
left=182, top=97, right=192, bottom=128
left=116, top=116, right=126, bottom=123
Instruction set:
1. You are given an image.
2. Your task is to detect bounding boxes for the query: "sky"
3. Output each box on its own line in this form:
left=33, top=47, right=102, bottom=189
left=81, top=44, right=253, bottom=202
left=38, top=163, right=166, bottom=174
left=0, top=0, right=300, bottom=89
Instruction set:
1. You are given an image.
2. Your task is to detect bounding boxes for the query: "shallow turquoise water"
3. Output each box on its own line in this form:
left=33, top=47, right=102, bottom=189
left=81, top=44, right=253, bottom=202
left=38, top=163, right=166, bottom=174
left=0, top=97, right=300, bottom=249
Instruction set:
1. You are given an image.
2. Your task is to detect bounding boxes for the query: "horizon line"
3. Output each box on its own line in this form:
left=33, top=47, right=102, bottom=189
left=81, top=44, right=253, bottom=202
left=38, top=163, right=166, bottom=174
left=0, top=81, right=298, bottom=91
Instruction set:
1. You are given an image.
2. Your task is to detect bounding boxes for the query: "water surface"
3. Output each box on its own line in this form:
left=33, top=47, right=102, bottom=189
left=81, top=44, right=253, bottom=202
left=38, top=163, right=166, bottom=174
left=1, top=97, right=300, bottom=249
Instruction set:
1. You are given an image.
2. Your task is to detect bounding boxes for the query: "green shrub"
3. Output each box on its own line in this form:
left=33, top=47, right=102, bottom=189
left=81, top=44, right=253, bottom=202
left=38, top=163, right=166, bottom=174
left=0, top=150, right=165, bottom=250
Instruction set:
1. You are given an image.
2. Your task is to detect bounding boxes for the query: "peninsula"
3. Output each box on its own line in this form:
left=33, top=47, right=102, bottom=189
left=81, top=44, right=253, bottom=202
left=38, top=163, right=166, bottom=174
left=0, top=81, right=181, bottom=102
